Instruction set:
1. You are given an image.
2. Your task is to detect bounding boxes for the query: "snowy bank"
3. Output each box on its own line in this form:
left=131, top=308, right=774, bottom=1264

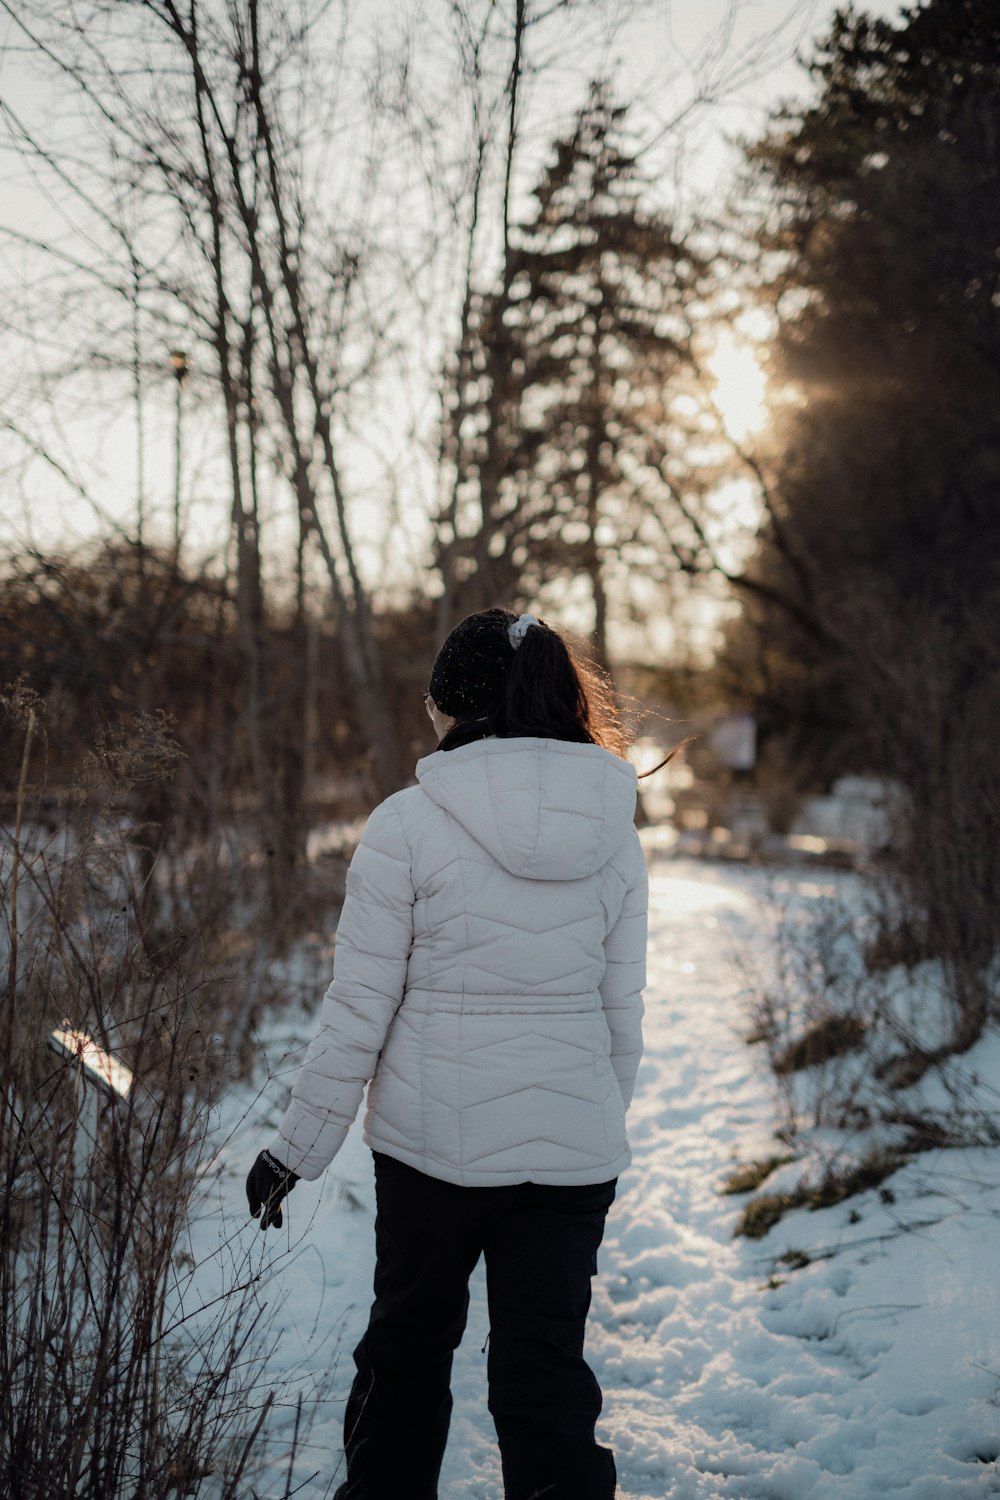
left=192, top=858, right=1000, bottom=1498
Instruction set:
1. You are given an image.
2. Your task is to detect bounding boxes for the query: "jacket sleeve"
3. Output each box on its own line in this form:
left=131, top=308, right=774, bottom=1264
left=266, top=797, right=415, bottom=1180
left=600, top=831, right=647, bottom=1109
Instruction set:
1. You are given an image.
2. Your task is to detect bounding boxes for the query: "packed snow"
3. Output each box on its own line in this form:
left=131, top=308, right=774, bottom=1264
left=192, top=854, right=1000, bottom=1498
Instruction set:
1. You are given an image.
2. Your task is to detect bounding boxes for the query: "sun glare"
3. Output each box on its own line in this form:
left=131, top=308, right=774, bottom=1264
left=707, top=330, right=768, bottom=443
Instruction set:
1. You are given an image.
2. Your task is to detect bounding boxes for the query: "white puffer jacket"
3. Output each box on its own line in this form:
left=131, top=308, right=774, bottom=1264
left=268, top=737, right=648, bottom=1187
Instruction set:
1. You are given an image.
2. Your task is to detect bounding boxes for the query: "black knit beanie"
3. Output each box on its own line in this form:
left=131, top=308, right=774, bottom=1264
left=428, top=608, right=517, bottom=719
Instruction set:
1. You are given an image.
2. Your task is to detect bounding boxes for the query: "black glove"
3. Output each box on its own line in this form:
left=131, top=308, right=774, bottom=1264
left=246, top=1149, right=299, bottom=1230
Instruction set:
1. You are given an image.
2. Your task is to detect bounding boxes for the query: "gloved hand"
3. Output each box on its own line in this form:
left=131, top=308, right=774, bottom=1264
left=246, top=1149, right=299, bottom=1230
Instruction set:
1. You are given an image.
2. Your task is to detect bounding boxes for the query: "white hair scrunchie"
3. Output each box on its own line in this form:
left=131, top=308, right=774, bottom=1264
left=507, top=613, right=540, bottom=649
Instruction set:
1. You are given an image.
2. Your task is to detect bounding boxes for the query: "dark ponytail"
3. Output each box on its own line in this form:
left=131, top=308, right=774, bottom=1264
left=435, top=610, right=628, bottom=756
left=501, top=622, right=628, bottom=752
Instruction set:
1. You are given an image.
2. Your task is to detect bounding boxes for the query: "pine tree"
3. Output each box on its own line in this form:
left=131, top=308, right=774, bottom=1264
left=733, top=0, right=1000, bottom=1064
left=453, top=84, right=700, bottom=663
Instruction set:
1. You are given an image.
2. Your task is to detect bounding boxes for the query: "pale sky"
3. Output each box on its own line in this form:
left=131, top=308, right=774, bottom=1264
left=0, top=0, right=908, bottom=580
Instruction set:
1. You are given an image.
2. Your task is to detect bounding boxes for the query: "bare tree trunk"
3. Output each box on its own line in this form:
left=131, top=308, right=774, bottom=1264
left=231, top=0, right=404, bottom=794
left=130, top=255, right=146, bottom=572
left=187, top=17, right=281, bottom=878
left=179, top=0, right=404, bottom=812
left=471, top=0, right=526, bottom=611
left=434, top=126, right=488, bottom=642
left=585, top=295, right=611, bottom=667
left=433, top=0, right=528, bottom=621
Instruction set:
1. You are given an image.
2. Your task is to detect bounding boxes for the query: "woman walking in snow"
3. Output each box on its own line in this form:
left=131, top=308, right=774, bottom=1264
left=246, top=608, right=648, bottom=1500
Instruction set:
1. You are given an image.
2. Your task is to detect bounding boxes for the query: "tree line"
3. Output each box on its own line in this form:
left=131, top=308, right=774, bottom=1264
left=2, top=0, right=998, bottom=1053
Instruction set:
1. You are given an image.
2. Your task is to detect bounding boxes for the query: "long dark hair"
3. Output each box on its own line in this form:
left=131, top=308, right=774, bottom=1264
left=436, top=610, right=628, bottom=756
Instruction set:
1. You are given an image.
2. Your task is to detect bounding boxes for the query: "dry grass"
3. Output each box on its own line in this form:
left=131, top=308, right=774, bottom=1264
left=772, top=1013, right=867, bottom=1076
left=721, top=1155, right=796, bottom=1196
left=0, top=690, right=307, bottom=1499
left=733, top=1148, right=904, bottom=1240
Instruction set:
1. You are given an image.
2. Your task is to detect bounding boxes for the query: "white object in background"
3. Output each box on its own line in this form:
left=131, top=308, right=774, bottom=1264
left=49, top=1024, right=134, bottom=1184
left=49, top=1024, right=134, bottom=1100
left=709, top=711, right=757, bottom=772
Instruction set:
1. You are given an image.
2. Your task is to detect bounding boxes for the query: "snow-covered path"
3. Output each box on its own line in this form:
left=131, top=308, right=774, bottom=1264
left=201, top=857, right=1000, bottom=1498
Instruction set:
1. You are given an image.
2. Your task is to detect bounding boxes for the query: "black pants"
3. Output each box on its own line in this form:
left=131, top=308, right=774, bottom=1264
left=332, top=1152, right=617, bottom=1500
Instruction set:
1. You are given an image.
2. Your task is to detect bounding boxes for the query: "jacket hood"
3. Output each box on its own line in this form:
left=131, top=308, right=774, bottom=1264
left=415, top=737, right=637, bottom=880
